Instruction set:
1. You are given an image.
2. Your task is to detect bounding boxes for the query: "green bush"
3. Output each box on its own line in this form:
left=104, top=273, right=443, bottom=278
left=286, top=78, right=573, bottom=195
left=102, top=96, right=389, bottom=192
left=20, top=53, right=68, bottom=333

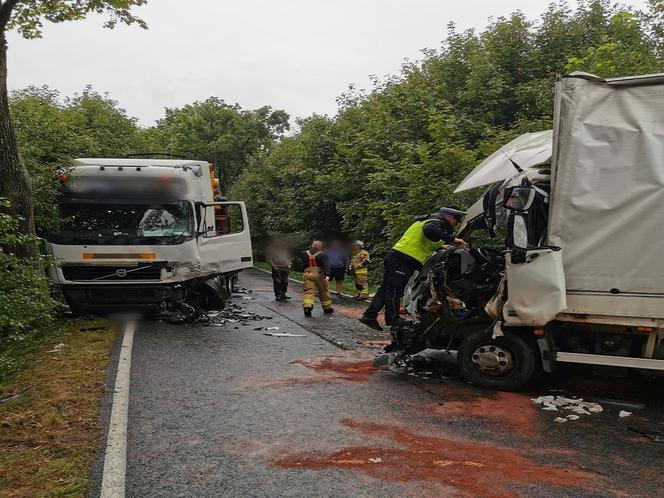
left=0, top=199, right=55, bottom=340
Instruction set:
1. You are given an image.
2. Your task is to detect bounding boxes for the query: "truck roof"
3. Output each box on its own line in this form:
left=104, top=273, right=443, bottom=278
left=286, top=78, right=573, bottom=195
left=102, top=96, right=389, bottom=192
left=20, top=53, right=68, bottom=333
left=74, top=158, right=209, bottom=168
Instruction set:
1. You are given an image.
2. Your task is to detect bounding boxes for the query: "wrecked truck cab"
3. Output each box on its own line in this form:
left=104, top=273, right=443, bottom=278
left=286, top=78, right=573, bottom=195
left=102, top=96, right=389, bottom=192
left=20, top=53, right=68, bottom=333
left=398, top=72, right=664, bottom=391
left=45, top=158, right=253, bottom=316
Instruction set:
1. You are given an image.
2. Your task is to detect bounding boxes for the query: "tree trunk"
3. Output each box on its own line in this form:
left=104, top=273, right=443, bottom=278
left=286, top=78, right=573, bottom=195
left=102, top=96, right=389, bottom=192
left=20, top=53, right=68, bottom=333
left=0, top=31, right=37, bottom=258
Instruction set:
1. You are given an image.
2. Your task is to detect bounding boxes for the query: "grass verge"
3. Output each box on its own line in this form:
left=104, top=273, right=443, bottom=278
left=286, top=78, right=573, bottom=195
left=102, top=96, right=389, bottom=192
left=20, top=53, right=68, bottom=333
left=253, top=261, right=376, bottom=296
left=0, top=319, right=117, bottom=498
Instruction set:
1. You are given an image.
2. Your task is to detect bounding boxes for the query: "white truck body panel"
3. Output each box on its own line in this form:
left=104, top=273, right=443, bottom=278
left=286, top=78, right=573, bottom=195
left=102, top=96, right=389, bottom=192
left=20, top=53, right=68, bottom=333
left=548, top=74, right=664, bottom=320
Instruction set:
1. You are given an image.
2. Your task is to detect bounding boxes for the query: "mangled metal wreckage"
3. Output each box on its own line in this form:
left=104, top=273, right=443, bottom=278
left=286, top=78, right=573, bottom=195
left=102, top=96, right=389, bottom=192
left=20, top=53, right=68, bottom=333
left=389, top=72, right=664, bottom=390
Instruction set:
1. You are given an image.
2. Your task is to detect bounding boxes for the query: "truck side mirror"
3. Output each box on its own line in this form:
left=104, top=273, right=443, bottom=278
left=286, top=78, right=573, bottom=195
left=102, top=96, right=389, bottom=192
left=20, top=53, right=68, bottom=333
left=503, top=186, right=535, bottom=212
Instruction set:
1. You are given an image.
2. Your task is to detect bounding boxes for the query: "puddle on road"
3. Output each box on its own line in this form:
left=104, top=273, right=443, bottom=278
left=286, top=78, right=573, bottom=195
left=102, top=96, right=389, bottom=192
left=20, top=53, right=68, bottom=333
left=273, top=418, right=602, bottom=498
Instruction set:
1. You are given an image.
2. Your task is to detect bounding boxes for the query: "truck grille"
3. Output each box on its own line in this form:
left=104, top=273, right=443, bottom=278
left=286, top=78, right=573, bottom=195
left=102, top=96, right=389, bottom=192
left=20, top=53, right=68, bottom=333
left=85, top=287, right=162, bottom=301
left=62, top=264, right=162, bottom=281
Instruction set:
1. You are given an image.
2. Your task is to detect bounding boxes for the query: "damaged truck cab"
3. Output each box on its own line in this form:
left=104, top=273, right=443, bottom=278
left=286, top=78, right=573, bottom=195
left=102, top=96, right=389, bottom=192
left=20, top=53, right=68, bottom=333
left=399, top=73, right=664, bottom=390
left=45, top=158, right=253, bottom=315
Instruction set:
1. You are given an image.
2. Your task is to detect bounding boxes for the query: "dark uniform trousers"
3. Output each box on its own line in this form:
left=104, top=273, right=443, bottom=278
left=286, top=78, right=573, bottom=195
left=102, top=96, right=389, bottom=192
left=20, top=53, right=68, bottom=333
left=364, top=249, right=420, bottom=325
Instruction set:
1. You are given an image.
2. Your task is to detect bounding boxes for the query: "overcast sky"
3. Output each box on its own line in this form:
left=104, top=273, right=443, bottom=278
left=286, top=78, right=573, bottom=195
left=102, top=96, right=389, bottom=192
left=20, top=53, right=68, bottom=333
left=7, top=0, right=648, bottom=127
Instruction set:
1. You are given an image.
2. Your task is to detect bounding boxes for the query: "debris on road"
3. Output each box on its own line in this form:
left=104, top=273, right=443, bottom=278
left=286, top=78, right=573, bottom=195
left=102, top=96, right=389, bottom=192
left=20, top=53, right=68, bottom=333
left=266, top=326, right=280, bottom=330
left=532, top=395, right=603, bottom=421
left=618, top=410, right=632, bottom=418
left=205, top=303, right=272, bottom=327
left=263, top=332, right=306, bottom=337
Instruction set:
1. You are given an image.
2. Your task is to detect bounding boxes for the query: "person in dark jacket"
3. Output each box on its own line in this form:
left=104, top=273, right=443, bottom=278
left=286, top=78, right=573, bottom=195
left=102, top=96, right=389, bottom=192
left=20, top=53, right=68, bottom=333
left=301, top=240, right=333, bottom=317
left=326, top=239, right=350, bottom=294
left=360, top=207, right=467, bottom=331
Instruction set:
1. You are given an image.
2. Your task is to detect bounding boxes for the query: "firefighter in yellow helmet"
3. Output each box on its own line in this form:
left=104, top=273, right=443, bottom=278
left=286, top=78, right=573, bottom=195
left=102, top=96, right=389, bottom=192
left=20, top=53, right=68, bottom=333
left=301, top=240, right=333, bottom=317
left=349, top=240, right=370, bottom=301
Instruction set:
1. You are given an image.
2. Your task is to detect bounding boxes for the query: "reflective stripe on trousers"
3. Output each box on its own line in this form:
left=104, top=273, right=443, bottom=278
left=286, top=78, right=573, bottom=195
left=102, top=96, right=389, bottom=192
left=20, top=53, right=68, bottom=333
left=302, top=267, right=332, bottom=310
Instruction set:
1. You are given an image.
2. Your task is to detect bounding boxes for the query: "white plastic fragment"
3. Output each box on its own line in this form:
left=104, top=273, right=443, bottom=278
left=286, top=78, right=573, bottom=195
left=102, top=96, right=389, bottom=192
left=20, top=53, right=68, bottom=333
left=47, top=343, right=65, bottom=353
left=266, top=326, right=280, bottom=330
left=532, top=395, right=603, bottom=419
left=554, top=417, right=568, bottom=423
left=566, top=414, right=580, bottom=420
left=368, top=457, right=382, bottom=463
left=263, top=332, right=305, bottom=337
left=619, top=410, right=632, bottom=418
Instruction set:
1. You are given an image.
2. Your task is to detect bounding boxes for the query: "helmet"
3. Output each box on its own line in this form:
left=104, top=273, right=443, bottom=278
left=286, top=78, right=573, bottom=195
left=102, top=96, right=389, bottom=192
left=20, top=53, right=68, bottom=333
left=353, top=240, right=365, bottom=248
left=439, top=207, right=466, bottom=222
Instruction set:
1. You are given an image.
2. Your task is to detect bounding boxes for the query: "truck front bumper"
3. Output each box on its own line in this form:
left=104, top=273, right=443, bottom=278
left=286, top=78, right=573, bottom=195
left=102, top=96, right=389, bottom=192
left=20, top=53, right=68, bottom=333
left=61, top=283, right=185, bottom=314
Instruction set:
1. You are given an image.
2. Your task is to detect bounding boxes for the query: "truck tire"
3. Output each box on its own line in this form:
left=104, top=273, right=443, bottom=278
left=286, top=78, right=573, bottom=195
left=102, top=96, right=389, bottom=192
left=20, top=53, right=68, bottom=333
left=196, top=276, right=228, bottom=311
left=458, top=328, right=541, bottom=391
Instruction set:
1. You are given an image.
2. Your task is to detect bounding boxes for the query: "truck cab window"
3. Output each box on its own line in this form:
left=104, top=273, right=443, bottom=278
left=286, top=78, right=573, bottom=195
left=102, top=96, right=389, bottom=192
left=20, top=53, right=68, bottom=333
left=214, top=204, right=244, bottom=235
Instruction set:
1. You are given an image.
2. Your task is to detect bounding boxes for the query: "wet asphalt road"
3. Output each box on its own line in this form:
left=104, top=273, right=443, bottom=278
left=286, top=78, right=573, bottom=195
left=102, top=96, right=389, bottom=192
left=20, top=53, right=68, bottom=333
left=102, top=269, right=663, bottom=497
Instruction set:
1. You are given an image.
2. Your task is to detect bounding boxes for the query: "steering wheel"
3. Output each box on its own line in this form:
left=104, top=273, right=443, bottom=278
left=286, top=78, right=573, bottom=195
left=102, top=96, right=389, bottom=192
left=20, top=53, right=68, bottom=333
left=474, top=247, right=504, bottom=268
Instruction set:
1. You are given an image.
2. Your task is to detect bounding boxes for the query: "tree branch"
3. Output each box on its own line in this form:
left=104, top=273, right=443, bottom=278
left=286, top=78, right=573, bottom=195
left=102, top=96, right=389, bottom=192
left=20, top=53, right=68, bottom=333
left=0, top=0, right=20, bottom=32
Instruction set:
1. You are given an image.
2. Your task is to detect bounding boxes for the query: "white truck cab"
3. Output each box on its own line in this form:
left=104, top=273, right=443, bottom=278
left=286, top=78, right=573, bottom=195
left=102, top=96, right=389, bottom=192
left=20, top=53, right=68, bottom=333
left=46, top=158, right=253, bottom=315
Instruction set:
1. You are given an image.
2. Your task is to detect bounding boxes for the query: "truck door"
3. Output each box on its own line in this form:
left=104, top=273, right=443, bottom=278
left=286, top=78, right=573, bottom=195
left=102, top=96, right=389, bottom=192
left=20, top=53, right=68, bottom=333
left=197, top=201, right=253, bottom=274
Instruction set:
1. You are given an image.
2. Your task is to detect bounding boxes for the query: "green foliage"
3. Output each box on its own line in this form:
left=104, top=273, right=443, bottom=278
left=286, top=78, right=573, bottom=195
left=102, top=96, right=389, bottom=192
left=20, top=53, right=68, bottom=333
left=233, top=0, right=664, bottom=260
left=0, top=199, right=55, bottom=341
left=10, top=85, right=142, bottom=230
left=146, top=98, right=290, bottom=189
left=7, top=0, right=147, bottom=39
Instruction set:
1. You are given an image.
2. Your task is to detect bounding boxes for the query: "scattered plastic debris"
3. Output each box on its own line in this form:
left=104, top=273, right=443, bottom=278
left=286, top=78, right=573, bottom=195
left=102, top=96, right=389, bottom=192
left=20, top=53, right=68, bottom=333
left=205, top=303, right=272, bottom=326
left=618, top=410, right=632, bottom=418
left=368, top=457, right=382, bottom=463
left=266, top=326, right=280, bottom=331
left=46, top=343, right=65, bottom=353
left=532, top=395, right=603, bottom=421
left=263, top=332, right=306, bottom=337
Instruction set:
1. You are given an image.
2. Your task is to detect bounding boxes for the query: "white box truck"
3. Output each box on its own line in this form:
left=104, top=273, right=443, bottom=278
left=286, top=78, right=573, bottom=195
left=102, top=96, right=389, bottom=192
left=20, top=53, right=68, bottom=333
left=398, top=72, right=664, bottom=389
left=45, top=158, right=253, bottom=315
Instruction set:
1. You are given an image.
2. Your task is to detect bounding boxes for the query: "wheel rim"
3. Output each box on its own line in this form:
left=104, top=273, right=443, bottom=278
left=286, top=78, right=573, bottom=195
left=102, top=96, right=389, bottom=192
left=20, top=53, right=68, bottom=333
left=471, top=343, right=516, bottom=377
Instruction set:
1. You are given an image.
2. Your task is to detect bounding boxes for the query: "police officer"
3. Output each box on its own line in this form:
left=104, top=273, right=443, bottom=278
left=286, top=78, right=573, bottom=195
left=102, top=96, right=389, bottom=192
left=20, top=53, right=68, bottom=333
left=359, top=207, right=467, bottom=331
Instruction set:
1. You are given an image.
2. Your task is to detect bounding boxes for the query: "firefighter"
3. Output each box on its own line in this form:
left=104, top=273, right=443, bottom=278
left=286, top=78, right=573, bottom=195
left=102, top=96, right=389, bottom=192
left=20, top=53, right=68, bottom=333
left=301, top=240, right=334, bottom=317
left=349, top=240, right=370, bottom=301
left=359, top=207, right=468, bottom=331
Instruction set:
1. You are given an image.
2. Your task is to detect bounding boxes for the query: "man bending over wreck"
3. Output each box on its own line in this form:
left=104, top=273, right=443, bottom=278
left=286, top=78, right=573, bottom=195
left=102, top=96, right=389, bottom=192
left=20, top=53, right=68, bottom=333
left=359, top=207, right=468, bottom=331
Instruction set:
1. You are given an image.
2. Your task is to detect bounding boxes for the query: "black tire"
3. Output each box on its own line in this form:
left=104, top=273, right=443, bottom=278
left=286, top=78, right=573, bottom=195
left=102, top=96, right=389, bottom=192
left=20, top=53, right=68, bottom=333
left=458, top=328, right=541, bottom=391
left=188, top=276, right=228, bottom=311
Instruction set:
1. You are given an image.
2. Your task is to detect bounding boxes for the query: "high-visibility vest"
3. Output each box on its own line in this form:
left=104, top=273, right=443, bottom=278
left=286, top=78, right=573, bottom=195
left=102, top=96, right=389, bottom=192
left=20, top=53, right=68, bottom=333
left=306, top=250, right=321, bottom=268
left=392, top=219, right=445, bottom=264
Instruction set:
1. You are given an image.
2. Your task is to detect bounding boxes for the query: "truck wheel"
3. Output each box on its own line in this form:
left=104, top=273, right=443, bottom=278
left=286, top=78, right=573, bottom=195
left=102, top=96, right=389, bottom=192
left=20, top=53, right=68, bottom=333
left=458, top=328, right=541, bottom=391
left=193, top=276, right=228, bottom=311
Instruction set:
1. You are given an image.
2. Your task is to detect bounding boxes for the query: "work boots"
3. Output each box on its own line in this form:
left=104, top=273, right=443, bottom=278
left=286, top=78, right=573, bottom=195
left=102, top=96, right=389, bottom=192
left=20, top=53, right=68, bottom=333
left=359, top=315, right=383, bottom=331
left=304, top=307, right=312, bottom=317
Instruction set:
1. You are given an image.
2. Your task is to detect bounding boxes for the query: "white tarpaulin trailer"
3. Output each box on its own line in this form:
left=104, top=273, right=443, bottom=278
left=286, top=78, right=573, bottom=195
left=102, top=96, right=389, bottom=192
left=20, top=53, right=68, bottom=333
left=548, top=72, right=664, bottom=321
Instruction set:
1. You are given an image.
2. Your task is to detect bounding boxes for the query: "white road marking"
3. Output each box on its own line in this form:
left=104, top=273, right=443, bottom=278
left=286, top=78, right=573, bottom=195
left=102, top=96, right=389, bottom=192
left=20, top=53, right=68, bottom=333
left=100, top=320, right=135, bottom=498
